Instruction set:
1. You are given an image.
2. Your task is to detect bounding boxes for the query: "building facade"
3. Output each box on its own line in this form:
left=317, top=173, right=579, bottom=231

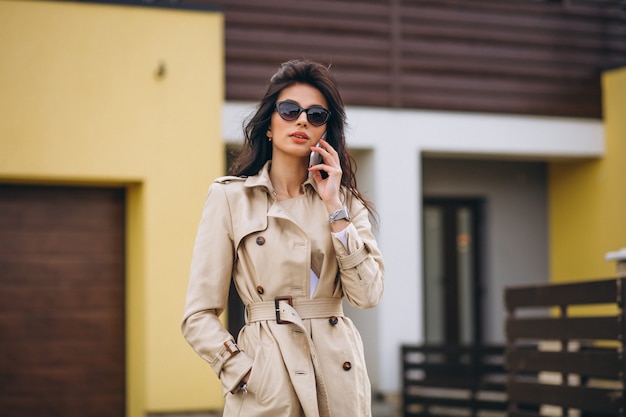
left=1, top=0, right=624, bottom=415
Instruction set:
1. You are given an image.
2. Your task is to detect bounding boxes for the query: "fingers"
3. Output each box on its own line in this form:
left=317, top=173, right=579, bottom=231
left=319, top=138, right=338, bottom=157
left=312, top=139, right=339, bottom=167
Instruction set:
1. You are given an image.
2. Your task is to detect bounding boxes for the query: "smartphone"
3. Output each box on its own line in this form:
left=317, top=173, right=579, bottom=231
left=309, top=133, right=328, bottom=179
left=309, top=142, right=323, bottom=168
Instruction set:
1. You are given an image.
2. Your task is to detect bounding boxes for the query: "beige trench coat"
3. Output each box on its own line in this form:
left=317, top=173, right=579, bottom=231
left=182, top=162, right=385, bottom=417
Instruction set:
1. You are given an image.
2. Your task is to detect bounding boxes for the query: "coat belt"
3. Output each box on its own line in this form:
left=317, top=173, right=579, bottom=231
left=245, top=296, right=338, bottom=417
left=245, top=297, right=344, bottom=324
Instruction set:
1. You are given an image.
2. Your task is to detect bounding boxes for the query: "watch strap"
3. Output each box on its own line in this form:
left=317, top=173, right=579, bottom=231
left=329, top=206, right=351, bottom=223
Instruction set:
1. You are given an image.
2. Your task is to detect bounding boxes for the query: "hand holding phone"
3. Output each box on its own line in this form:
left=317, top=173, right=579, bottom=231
left=309, top=133, right=328, bottom=179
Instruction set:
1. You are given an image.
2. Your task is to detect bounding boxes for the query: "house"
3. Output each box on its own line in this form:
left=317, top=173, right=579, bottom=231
left=1, top=0, right=624, bottom=416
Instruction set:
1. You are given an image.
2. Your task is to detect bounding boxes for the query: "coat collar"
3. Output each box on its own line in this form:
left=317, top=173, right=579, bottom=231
left=243, top=161, right=320, bottom=198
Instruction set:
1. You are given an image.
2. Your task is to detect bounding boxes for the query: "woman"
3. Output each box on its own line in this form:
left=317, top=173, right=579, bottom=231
left=182, top=60, right=384, bottom=417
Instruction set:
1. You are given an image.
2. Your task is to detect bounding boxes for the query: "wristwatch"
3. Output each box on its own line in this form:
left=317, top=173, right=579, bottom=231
left=329, top=206, right=351, bottom=223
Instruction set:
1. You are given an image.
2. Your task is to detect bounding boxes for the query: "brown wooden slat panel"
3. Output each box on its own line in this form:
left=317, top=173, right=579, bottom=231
left=226, top=28, right=390, bottom=53
left=1, top=231, right=123, bottom=259
left=227, top=46, right=390, bottom=71
left=225, top=60, right=392, bottom=94
left=0, top=370, right=124, bottom=394
left=227, top=84, right=275, bottom=102
left=403, top=0, right=626, bottom=18
left=226, top=63, right=394, bottom=99
left=0, top=341, right=123, bottom=369
left=390, top=73, right=600, bottom=101
left=228, top=82, right=399, bottom=105
left=400, top=81, right=602, bottom=116
left=171, top=0, right=626, bottom=116
left=219, top=0, right=620, bottom=116
left=402, top=55, right=595, bottom=80
left=506, top=316, right=619, bottom=340
left=0, top=186, right=124, bottom=224
left=228, top=60, right=392, bottom=83
left=1, top=259, right=123, bottom=286
left=198, top=0, right=389, bottom=16
left=401, top=73, right=596, bottom=96
left=0, top=312, right=122, bottom=341
left=505, top=278, right=619, bottom=309
left=400, top=90, right=601, bottom=118
left=400, top=21, right=626, bottom=53
left=225, top=10, right=390, bottom=35
left=2, top=394, right=124, bottom=417
left=0, top=185, right=125, bottom=417
left=0, top=286, right=124, bottom=311
left=338, top=90, right=394, bottom=106
left=506, top=349, right=621, bottom=378
left=400, top=4, right=618, bottom=35
left=401, top=39, right=613, bottom=66
left=565, top=0, right=626, bottom=16
left=507, top=381, right=623, bottom=414
left=400, top=79, right=600, bottom=101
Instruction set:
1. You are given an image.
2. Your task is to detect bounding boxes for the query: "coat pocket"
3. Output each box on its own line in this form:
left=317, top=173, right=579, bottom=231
left=244, top=344, right=265, bottom=397
left=244, top=341, right=298, bottom=411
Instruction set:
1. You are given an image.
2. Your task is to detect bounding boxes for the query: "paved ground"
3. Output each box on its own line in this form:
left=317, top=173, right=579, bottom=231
left=372, top=396, right=399, bottom=417
left=147, top=393, right=401, bottom=417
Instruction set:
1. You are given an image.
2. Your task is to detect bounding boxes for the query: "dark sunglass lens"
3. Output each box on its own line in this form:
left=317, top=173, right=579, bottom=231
left=307, top=108, right=329, bottom=126
left=278, top=102, right=301, bottom=121
left=277, top=102, right=328, bottom=125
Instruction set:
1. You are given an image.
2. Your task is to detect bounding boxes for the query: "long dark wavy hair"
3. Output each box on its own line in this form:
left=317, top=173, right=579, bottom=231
left=229, top=59, right=376, bottom=218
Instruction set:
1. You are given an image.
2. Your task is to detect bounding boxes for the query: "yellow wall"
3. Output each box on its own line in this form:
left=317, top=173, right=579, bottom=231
left=549, top=67, right=626, bottom=282
left=0, top=1, right=225, bottom=415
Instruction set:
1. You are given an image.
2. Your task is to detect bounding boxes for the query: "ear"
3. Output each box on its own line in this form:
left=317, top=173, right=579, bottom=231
left=266, top=129, right=272, bottom=140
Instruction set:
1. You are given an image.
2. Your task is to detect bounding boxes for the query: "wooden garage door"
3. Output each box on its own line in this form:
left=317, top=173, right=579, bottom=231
left=0, top=185, right=126, bottom=417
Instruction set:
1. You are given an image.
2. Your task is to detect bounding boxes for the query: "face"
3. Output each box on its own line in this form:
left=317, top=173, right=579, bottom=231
left=267, top=83, right=329, bottom=161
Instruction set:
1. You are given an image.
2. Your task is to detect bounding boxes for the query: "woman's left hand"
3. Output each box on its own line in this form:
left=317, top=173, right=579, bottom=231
left=308, top=138, right=343, bottom=212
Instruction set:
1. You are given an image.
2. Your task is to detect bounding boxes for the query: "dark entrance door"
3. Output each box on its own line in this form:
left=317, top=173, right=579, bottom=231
left=0, top=185, right=126, bottom=417
left=423, top=198, right=484, bottom=345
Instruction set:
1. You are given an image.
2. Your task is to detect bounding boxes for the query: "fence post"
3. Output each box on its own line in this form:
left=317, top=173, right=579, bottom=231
left=606, top=248, right=626, bottom=278
left=607, top=248, right=626, bottom=417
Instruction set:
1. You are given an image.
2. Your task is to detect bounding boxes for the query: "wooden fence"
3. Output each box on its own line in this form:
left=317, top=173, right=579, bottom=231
left=401, top=344, right=507, bottom=416
left=505, top=277, right=626, bottom=417
left=401, top=277, right=626, bottom=416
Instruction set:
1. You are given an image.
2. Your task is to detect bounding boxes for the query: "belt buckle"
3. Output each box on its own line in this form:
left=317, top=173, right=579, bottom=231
left=274, top=295, right=293, bottom=324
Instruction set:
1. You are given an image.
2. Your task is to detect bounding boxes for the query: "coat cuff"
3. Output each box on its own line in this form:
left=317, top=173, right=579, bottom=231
left=212, top=341, right=253, bottom=395
left=333, top=222, right=370, bottom=270
left=337, top=243, right=369, bottom=270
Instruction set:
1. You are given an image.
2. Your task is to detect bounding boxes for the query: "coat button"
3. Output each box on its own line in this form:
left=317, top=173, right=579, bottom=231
left=328, top=316, right=338, bottom=326
left=256, top=286, right=264, bottom=295
left=256, top=236, right=265, bottom=245
left=343, top=361, right=352, bottom=371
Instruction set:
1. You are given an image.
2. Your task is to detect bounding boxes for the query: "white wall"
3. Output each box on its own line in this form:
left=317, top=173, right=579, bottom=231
left=222, top=101, right=604, bottom=393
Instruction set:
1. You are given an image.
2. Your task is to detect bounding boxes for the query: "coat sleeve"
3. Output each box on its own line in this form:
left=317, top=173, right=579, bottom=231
left=331, top=195, right=385, bottom=309
left=181, top=182, right=253, bottom=395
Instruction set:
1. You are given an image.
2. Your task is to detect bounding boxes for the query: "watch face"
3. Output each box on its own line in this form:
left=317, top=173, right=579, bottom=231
left=330, top=206, right=350, bottom=223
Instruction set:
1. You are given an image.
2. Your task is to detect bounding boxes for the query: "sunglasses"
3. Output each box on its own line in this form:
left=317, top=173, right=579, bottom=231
left=275, top=101, right=331, bottom=127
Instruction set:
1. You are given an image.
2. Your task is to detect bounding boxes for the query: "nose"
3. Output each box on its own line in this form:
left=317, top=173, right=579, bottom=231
left=296, top=110, right=308, bottom=126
